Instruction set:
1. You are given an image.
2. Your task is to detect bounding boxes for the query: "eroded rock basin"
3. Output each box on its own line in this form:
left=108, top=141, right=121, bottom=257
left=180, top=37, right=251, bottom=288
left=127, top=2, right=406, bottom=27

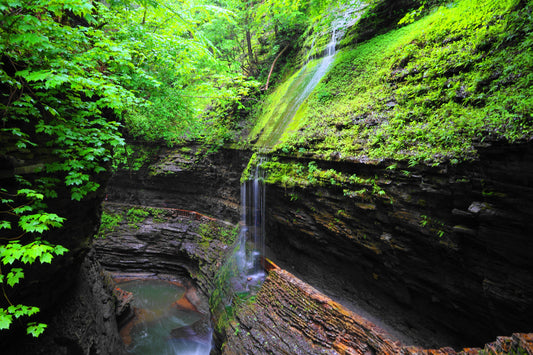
left=95, top=202, right=533, bottom=354
left=113, top=274, right=212, bottom=355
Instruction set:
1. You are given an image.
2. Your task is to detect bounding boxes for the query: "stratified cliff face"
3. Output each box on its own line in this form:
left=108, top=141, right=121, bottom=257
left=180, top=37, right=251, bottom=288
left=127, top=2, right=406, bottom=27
left=264, top=142, right=533, bottom=349
left=97, top=143, right=533, bottom=353
left=107, top=145, right=250, bottom=224
left=94, top=203, right=237, bottom=298
left=224, top=259, right=533, bottom=355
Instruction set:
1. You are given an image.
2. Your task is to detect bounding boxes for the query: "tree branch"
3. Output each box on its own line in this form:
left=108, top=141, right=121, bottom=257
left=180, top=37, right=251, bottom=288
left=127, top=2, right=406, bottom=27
left=264, top=44, right=289, bottom=91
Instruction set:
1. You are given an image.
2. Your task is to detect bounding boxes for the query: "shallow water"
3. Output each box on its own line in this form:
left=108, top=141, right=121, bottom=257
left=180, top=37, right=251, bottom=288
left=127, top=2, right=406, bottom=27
left=119, top=279, right=212, bottom=355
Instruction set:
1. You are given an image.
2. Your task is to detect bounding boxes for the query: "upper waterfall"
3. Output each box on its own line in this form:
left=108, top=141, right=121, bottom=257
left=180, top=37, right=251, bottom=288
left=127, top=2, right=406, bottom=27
left=250, top=3, right=366, bottom=149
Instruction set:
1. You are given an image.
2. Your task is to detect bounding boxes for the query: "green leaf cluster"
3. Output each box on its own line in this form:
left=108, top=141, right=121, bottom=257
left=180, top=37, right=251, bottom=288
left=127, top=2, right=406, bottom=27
left=0, top=0, right=132, bottom=336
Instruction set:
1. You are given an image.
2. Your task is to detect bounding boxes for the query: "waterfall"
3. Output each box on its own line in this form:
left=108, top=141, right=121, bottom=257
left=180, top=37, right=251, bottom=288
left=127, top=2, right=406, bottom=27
left=255, top=2, right=366, bottom=148
left=233, top=157, right=266, bottom=292
left=213, top=2, right=367, bottom=309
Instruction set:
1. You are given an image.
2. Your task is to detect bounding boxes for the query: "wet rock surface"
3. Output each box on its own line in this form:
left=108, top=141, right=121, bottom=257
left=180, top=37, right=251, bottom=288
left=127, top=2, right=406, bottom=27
left=265, top=143, right=533, bottom=348
left=94, top=203, right=236, bottom=296
left=99, top=143, right=533, bottom=353
left=224, top=260, right=533, bottom=355
left=107, top=146, right=250, bottom=224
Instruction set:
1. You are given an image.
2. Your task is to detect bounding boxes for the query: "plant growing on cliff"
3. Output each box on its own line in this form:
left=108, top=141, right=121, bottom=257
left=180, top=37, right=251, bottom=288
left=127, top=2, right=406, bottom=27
left=126, top=208, right=150, bottom=227
left=0, top=188, right=68, bottom=336
left=273, top=0, right=532, bottom=165
left=96, top=211, right=123, bottom=238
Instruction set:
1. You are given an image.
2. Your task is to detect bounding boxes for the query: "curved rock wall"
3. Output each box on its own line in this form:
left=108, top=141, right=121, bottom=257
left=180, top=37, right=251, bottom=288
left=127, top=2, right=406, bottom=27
left=94, top=203, right=237, bottom=296
left=223, top=259, right=533, bottom=355
left=98, top=143, right=533, bottom=353
left=264, top=143, right=533, bottom=348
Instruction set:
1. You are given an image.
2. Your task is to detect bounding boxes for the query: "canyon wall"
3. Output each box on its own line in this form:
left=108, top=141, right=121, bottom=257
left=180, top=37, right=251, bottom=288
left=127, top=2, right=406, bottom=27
left=99, top=143, right=533, bottom=353
left=264, top=142, right=533, bottom=349
left=107, top=146, right=250, bottom=224
left=94, top=203, right=237, bottom=299
left=223, top=259, right=533, bottom=355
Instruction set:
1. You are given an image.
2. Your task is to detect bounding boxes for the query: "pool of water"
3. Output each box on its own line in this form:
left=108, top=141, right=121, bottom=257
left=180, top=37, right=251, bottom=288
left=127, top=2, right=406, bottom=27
left=118, top=279, right=212, bottom=355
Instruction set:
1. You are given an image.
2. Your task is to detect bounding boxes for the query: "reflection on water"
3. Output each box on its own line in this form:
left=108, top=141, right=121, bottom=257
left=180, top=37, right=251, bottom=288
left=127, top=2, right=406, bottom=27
left=119, top=279, right=212, bottom=355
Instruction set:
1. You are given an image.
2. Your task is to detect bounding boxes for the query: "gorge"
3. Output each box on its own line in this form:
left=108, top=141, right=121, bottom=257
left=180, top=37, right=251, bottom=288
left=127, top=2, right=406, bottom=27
left=92, top=141, right=533, bottom=354
left=1, top=0, right=533, bottom=354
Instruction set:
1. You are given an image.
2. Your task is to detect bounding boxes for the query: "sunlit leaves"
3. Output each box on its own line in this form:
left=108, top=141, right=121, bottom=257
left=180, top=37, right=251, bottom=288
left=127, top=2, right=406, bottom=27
left=0, top=221, right=11, bottom=230
left=18, top=214, right=65, bottom=233
left=0, top=239, right=69, bottom=266
left=0, top=310, right=13, bottom=330
left=0, top=0, right=125, bottom=337
left=9, top=305, right=39, bottom=319
left=27, top=322, right=47, bottom=337
left=0, top=308, right=45, bottom=336
left=6, top=268, right=24, bottom=287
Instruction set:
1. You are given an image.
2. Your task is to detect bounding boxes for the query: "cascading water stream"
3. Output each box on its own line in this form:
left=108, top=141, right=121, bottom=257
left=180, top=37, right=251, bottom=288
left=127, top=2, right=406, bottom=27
left=255, top=2, right=365, bottom=148
left=232, top=4, right=366, bottom=286
left=233, top=157, right=267, bottom=292
left=211, top=2, right=367, bottom=345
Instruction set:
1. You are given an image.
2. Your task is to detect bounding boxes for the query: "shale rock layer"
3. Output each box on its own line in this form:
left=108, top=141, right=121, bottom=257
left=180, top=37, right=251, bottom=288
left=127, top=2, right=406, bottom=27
left=223, top=260, right=533, bottom=355
left=266, top=143, right=533, bottom=348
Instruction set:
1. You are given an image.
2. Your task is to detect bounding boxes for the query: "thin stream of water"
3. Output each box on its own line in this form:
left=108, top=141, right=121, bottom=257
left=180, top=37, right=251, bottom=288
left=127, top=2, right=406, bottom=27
left=257, top=2, right=366, bottom=148
left=233, top=157, right=267, bottom=292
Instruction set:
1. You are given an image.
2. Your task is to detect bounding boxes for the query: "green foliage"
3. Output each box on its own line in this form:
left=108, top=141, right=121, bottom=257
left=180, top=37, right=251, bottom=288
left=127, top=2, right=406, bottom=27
left=96, top=211, right=123, bottom=238
left=105, top=0, right=261, bottom=147
left=112, top=145, right=157, bottom=172
left=419, top=214, right=446, bottom=238
left=126, top=208, right=150, bottom=228
left=0, top=0, right=134, bottom=336
left=26, top=322, right=47, bottom=337
left=198, top=221, right=238, bottom=246
left=398, top=1, right=427, bottom=25
left=258, top=0, right=532, bottom=166
left=261, top=158, right=389, bottom=201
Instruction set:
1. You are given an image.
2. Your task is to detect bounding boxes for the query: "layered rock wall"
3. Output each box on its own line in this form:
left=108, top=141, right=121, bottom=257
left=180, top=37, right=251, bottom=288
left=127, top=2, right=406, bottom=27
left=224, top=260, right=533, bottom=355
left=94, top=203, right=237, bottom=296
left=108, top=146, right=250, bottom=224
left=265, top=143, right=533, bottom=348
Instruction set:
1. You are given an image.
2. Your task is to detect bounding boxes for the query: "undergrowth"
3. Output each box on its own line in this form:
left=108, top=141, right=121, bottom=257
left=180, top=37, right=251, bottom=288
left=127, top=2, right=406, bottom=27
left=262, top=157, right=389, bottom=201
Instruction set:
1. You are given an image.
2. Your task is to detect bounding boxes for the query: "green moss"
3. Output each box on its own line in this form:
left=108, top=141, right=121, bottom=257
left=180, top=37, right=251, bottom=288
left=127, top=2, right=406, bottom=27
left=262, top=158, right=389, bottom=201
left=248, top=57, right=324, bottom=148
left=112, top=145, right=157, bottom=172
left=198, top=221, right=238, bottom=246
left=252, top=0, right=532, bottom=165
left=126, top=208, right=150, bottom=227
